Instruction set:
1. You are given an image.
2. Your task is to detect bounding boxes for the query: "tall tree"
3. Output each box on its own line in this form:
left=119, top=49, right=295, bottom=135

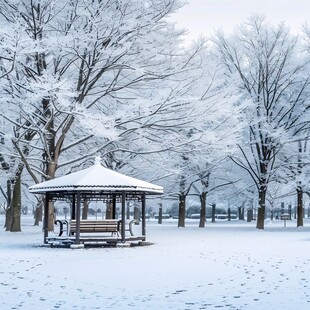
left=212, top=16, right=310, bottom=229
left=144, top=42, right=242, bottom=228
left=0, top=0, right=193, bottom=229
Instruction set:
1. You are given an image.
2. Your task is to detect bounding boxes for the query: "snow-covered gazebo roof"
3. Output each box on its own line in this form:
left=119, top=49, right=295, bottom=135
left=29, top=157, right=163, bottom=195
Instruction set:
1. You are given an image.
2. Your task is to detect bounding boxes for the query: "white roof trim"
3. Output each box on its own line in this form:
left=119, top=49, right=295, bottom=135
left=29, top=160, right=163, bottom=195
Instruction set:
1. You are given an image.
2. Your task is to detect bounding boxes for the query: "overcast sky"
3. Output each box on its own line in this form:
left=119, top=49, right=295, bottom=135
left=171, top=0, right=310, bottom=42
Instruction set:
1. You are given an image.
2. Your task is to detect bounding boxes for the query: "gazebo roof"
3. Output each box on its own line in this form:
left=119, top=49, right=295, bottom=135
left=28, top=157, right=163, bottom=195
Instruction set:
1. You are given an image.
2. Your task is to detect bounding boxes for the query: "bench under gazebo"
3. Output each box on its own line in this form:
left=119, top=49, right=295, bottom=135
left=29, top=157, right=163, bottom=247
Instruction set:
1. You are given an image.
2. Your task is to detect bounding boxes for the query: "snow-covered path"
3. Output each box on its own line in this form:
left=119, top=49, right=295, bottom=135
left=1, top=215, right=310, bottom=309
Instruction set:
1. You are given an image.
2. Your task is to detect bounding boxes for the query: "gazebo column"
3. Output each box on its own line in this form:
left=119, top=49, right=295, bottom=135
left=141, top=193, right=146, bottom=240
left=71, top=193, right=76, bottom=220
left=75, top=191, right=81, bottom=244
left=112, top=195, right=116, bottom=219
left=121, top=191, right=126, bottom=242
left=43, top=193, right=50, bottom=244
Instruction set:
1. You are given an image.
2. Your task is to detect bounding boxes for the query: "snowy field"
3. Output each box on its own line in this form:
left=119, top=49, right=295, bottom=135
left=1, top=215, right=310, bottom=309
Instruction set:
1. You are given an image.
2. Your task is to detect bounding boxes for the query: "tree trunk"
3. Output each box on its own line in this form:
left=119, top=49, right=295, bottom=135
left=247, top=209, right=253, bottom=222
left=105, top=201, right=113, bottom=219
left=34, top=198, right=43, bottom=226
left=82, top=200, right=89, bottom=219
left=211, top=203, right=216, bottom=223
left=46, top=161, right=57, bottom=231
left=34, top=207, right=40, bottom=226
left=4, top=179, right=11, bottom=230
left=227, top=207, right=231, bottom=221
left=281, top=202, right=285, bottom=215
left=47, top=200, right=55, bottom=231
left=5, top=207, right=11, bottom=230
left=297, top=186, right=303, bottom=227
left=126, top=205, right=130, bottom=219
left=199, top=192, right=206, bottom=228
left=10, top=170, right=22, bottom=232
left=256, top=186, right=266, bottom=230
left=158, top=207, right=163, bottom=224
left=134, top=206, right=140, bottom=221
left=178, top=194, right=186, bottom=227
left=238, top=206, right=244, bottom=220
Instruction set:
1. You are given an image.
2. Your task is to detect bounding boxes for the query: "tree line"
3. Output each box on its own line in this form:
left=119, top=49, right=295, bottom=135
left=0, top=1, right=309, bottom=231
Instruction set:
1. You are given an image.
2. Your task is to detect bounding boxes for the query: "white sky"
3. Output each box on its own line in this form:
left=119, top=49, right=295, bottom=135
left=172, top=0, right=310, bottom=42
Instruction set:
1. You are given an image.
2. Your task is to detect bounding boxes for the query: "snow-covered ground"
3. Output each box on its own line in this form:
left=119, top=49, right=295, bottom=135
left=1, top=215, right=310, bottom=309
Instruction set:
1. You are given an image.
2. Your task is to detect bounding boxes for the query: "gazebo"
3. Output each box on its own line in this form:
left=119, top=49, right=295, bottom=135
left=28, top=157, right=163, bottom=247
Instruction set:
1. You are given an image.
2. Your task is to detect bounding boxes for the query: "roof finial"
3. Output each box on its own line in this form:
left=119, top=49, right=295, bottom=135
left=95, top=156, right=101, bottom=165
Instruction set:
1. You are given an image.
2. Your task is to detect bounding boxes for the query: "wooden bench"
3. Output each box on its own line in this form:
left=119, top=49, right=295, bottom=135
left=70, top=219, right=121, bottom=236
left=69, top=219, right=139, bottom=236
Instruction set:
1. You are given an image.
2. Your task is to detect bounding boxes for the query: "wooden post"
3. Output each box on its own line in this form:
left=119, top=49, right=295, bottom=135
left=75, top=191, right=81, bottom=245
left=142, top=194, right=146, bottom=239
left=121, top=191, right=126, bottom=242
left=43, top=193, right=49, bottom=244
left=112, top=195, right=116, bottom=219
left=71, top=194, right=76, bottom=220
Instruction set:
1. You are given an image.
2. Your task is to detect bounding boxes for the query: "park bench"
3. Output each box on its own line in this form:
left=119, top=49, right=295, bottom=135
left=70, top=219, right=121, bottom=236
left=66, top=219, right=140, bottom=237
left=51, top=219, right=141, bottom=245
